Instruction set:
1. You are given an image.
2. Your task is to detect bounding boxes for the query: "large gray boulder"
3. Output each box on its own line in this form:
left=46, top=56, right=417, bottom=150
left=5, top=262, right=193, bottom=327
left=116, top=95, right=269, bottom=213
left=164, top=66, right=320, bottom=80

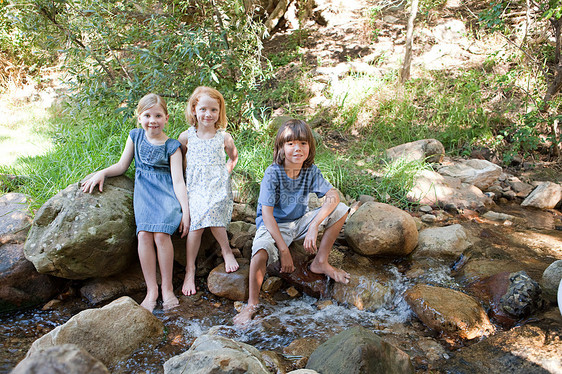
left=164, top=333, right=270, bottom=374
left=521, top=181, right=562, bottom=209
left=408, top=169, right=493, bottom=210
left=13, top=344, right=109, bottom=374
left=438, top=159, right=502, bottom=190
left=306, top=326, right=414, bottom=374
left=0, top=193, right=64, bottom=312
left=344, top=202, right=418, bottom=257
left=24, top=176, right=136, bottom=279
left=385, top=138, right=445, bottom=163
left=26, top=296, right=164, bottom=367
left=413, top=224, right=475, bottom=259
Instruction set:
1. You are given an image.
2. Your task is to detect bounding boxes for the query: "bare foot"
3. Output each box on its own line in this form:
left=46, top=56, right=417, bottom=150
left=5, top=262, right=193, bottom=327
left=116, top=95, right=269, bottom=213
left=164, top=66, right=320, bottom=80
left=182, top=270, right=196, bottom=296
left=222, top=251, right=239, bottom=273
left=310, top=262, right=350, bottom=284
left=162, top=295, right=179, bottom=310
left=233, top=304, right=258, bottom=326
left=140, top=298, right=157, bottom=313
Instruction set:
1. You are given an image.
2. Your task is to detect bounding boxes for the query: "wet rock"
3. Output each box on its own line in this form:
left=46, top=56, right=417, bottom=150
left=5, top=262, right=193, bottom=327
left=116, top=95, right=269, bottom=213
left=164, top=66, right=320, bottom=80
left=521, top=181, right=562, bottom=209
left=26, top=296, right=164, bottom=367
left=164, top=333, right=270, bottom=374
left=262, top=276, right=283, bottom=293
left=0, top=193, right=65, bottom=312
left=261, top=350, right=286, bottom=374
left=457, top=258, right=523, bottom=283
left=24, top=176, right=136, bottom=279
left=306, top=326, right=414, bottom=374
left=385, top=139, right=445, bottom=164
left=207, top=259, right=249, bottom=301
left=413, top=224, right=474, bottom=259
left=467, top=272, right=518, bottom=329
left=344, top=202, right=418, bottom=257
left=284, top=337, right=321, bottom=366
left=408, top=170, right=492, bottom=210
left=500, top=271, right=545, bottom=318
left=331, top=256, right=393, bottom=311
left=438, top=159, right=502, bottom=190
left=404, top=284, right=494, bottom=340
left=541, top=260, right=562, bottom=302
left=79, top=263, right=146, bottom=305
left=436, top=324, right=562, bottom=373
left=268, top=241, right=331, bottom=298
left=13, top=343, right=109, bottom=374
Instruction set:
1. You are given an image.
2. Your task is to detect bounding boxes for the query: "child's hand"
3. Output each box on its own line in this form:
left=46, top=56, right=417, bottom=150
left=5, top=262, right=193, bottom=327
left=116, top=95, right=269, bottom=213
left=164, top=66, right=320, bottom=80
left=303, top=223, right=319, bottom=254
left=81, top=172, right=105, bottom=193
left=279, top=248, right=295, bottom=273
left=179, top=212, right=190, bottom=238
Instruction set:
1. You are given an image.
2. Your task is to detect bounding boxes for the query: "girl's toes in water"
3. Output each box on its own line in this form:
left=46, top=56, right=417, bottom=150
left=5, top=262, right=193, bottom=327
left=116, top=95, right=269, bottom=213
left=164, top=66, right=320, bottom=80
left=140, top=298, right=157, bottom=313
left=162, top=296, right=179, bottom=310
left=182, top=272, right=197, bottom=296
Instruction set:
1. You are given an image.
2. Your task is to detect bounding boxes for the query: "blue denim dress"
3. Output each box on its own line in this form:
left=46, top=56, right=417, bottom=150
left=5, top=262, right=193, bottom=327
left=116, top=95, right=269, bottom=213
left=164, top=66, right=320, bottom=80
left=130, top=128, right=182, bottom=235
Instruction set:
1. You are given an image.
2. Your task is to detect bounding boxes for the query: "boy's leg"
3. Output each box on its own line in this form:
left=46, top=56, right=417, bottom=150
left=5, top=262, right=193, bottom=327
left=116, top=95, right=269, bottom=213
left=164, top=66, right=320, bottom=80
left=233, top=248, right=268, bottom=325
left=154, top=232, right=179, bottom=309
left=309, top=211, right=350, bottom=284
left=296, top=203, right=351, bottom=284
left=182, top=228, right=204, bottom=296
left=210, top=226, right=239, bottom=273
left=138, top=231, right=158, bottom=312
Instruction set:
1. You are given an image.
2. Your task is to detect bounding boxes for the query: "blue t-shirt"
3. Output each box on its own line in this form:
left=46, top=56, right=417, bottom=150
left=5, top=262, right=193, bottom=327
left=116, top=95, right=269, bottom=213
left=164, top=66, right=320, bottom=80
left=255, top=163, right=333, bottom=229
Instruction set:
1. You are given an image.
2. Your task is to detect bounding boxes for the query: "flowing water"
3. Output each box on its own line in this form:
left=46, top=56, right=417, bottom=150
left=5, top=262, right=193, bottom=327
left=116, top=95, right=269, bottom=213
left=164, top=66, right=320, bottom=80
left=0, top=262, right=460, bottom=373
left=2, top=204, right=561, bottom=373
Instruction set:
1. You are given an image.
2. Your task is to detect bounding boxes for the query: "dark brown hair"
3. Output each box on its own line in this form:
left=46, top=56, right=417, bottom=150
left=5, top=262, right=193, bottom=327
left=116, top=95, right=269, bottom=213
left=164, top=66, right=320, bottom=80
left=273, top=119, right=316, bottom=168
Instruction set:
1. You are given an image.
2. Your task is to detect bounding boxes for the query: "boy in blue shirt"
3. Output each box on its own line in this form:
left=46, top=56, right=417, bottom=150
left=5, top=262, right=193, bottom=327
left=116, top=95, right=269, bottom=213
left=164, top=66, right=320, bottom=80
left=234, top=119, right=350, bottom=325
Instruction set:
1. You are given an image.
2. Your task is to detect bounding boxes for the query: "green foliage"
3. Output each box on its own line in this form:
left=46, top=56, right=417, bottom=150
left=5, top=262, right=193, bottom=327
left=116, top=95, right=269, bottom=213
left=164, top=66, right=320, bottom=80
left=478, top=2, right=509, bottom=32
left=7, top=0, right=271, bottom=123
left=374, top=158, right=431, bottom=210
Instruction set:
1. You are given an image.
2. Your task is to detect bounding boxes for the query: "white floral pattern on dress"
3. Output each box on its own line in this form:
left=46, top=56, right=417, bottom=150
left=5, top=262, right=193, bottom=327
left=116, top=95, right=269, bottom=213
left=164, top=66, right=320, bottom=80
left=185, top=126, right=233, bottom=230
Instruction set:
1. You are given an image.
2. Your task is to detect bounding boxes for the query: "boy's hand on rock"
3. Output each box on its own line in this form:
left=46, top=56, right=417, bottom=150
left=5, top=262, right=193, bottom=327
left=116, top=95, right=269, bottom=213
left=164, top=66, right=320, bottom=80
left=279, top=248, right=295, bottom=273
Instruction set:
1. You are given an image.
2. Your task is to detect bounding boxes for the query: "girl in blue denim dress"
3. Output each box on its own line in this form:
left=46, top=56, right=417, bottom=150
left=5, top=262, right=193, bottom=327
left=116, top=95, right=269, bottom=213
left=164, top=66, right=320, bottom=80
left=178, top=86, right=239, bottom=296
left=82, top=93, right=190, bottom=313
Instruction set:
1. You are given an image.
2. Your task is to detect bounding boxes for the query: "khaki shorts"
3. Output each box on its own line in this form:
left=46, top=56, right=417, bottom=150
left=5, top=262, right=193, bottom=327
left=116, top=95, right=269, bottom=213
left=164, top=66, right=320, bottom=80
left=251, top=202, right=349, bottom=265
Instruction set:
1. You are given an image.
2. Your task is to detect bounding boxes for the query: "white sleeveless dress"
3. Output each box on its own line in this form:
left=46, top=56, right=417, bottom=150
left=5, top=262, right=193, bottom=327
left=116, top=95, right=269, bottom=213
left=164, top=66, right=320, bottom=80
left=185, top=126, right=233, bottom=230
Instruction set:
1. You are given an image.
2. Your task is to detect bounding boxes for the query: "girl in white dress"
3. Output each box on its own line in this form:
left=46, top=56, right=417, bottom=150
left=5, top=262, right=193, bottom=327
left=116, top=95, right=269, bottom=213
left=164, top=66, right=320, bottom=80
left=178, top=86, right=239, bottom=296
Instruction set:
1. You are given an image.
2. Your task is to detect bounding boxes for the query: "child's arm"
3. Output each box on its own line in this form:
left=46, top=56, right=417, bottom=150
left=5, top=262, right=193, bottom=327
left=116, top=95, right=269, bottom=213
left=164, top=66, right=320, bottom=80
left=178, top=130, right=188, bottom=173
left=81, top=136, right=135, bottom=193
left=170, top=148, right=190, bottom=238
left=303, top=188, right=340, bottom=254
left=262, top=205, right=295, bottom=273
left=224, top=132, right=238, bottom=174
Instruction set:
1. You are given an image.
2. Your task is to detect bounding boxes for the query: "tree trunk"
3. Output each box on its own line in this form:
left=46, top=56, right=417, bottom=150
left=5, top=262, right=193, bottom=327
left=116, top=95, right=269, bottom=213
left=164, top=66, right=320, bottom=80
left=400, top=0, right=419, bottom=84
left=543, top=17, right=562, bottom=157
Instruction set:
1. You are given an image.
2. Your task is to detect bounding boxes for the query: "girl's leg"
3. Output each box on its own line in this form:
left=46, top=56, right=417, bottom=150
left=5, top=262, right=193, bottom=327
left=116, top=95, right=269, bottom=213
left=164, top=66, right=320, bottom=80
left=210, top=226, right=239, bottom=273
left=154, top=232, right=178, bottom=309
left=138, top=231, right=158, bottom=312
left=233, top=249, right=268, bottom=326
left=309, top=213, right=351, bottom=284
left=182, top=228, right=204, bottom=296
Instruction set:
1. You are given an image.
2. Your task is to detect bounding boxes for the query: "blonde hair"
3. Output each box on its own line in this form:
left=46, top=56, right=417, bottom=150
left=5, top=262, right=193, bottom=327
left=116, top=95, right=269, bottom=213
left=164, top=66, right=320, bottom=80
left=136, top=93, right=168, bottom=121
left=185, top=86, right=227, bottom=129
left=273, top=119, right=316, bottom=169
